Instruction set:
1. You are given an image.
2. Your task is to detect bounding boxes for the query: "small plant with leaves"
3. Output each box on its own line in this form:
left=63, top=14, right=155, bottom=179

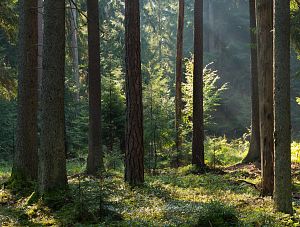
left=196, top=201, right=239, bottom=227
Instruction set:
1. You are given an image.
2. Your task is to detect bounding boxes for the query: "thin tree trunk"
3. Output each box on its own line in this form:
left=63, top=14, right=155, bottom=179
left=175, top=0, right=184, bottom=166
left=192, top=0, right=205, bottom=168
left=158, top=0, right=162, bottom=62
left=256, top=0, right=274, bottom=196
left=124, top=0, right=144, bottom=186
left=243, top=0, right=260, bottom=164
left=208, top=0, right=214, bottom=52
left=108, top=74, right=113, bottom=153
left=150, top=78, right=154, bottom=171
left=273, top=0, right=292, bottom=214
left=70, top=0, right=80, bottom=101
left=39, top=0, right=67, bottom=193
left=153, top=123, right=157, bottom=172
left=11, top=0, right=38, bottom=183
left=86, top=0, right=103, bottom=175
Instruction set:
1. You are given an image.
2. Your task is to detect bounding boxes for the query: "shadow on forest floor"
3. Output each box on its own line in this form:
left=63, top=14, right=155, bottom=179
left=1, top=162, right=300, bottom=226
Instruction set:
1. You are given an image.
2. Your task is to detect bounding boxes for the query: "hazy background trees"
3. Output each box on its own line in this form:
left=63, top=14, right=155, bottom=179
left=1, top=0, right=300, bottom=174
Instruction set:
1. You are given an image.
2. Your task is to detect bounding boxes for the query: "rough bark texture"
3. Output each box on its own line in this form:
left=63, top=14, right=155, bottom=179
left=39, top=0, right=67, bottom=193
left=124, top=0, right=144, bottom=186
left=243, top=0, right=261, bottom=164
left=86, top=0, right=103, bottom=175
left=256, top=0, right=274, bottom=196
left=273, top=0, right=293, bottom=214
left=11, top=0, right=38, bottom=183
left=175, top=0, right=184, bottom=166
left=70, top=0, right=80, bottom=101
left=192, top=0, right=205, bottom=167
left=37, top=0, right=43, bottom=97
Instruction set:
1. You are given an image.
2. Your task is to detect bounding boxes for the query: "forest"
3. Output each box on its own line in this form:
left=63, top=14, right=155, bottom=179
left=1, top=0, right=300, bottom=226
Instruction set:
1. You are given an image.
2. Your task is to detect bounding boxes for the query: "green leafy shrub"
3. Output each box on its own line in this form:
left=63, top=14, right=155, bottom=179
left=205, top=136, right=249, bottom=167
left=0, top=99, right=16, bottom=162
left=196, top=201, right=239, bottom=227
left=182, top=59, right=228, bottom=157
left=242, top=212, right=277, bottom=227
left=177, top=164, right=200, bottom=175
left=292, top=141, right=300, bottom=163
left=182, top=59, right=228, bottom=132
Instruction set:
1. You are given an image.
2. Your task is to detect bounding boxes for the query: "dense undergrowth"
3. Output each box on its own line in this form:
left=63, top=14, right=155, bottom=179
left=2, top=139, right=300, bottom=226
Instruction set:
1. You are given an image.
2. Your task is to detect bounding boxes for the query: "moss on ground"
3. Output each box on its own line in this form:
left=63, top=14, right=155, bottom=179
left=1, top=161, right=300, bottom=226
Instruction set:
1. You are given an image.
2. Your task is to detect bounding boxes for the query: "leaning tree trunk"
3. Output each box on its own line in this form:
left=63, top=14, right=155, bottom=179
left=175, top=0, right=184, bottom=166
left=256, top=0, right=274, bottom=196
left=243, top=0, right=261, bottom=164
left=11, top=0, right=38, bottom=184
left=124, top=0, right=144, bottom=186
left=192, top=0, right=205, bottom=168
left=39, top=0, right=67, bottom=193
left=273, top=0, right=293, bottom=214
left=86, top=0, right=104, bottom=175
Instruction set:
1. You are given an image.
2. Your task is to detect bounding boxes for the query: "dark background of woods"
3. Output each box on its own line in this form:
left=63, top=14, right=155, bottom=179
left=0, top=0, right=299, bottom=225
left=2, top=1, right=300, bottom=164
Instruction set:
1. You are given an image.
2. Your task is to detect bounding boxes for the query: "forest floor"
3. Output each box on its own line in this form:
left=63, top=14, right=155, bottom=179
left=1, top=160, right=300, bottom=226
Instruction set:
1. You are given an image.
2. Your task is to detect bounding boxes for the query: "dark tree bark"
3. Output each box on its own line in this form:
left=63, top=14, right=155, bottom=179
left=192, top=0, right=205, bottom=168
left=124, top=0, right=144, bottom=186
left=37, top=0, right=43, bottom=97
left=273, top=0, right=293, bottom=214
left=256, top=0, right=274, bottom=196
left=243, top=0, right=261, bottom=164
left=39, top=0, right=67, bottom=193
left=86, top=0, right=104, bottom=175
left=70, top=0, right=80, bottom=101
left=175, top=0, right=184, bottom=166
left=11, top=0, right=38, bottom=183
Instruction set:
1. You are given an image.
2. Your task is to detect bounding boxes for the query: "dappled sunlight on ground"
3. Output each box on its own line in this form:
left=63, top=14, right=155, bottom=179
left=1, top=162, right=300, bottom=226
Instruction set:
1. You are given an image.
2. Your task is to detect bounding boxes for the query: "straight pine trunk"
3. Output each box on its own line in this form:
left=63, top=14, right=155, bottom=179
left=124, top=0, right=144, bottom=186
left=243, top=0, right=260, bottom=163
left=192, top=0, right=205, bottom=167
left=11, top=0, right=38, bottom=183
left=175, top=0, right=184, bottom=166
left=37, top=0, right=43, bottom=97
left=86, top=0, right=103, bottom=175
left=256, top=0, right=274, bottom=196
left=208, top=0, right=214, bottom=52
left=39, top=0, right=67, bottom=193
left=70, top=0, right=80, bottom=101
left=273, top=0, right=293, bottom=214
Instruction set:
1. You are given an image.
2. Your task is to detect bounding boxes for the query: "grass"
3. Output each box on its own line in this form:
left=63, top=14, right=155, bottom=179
left=0, top=162, right=11, bottom=184
left=1, top=161, right=300, bottom=226
left=2, top=139, right=300, bottom=226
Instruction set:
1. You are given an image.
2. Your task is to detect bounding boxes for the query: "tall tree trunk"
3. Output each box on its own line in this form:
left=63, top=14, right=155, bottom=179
left=158, top=0, right=162, bottom=62
left=208, top=0, right=214, bottom=52
left=39, top=0, right=67, bottom=193
left=273, top=0, right=292, bottom=214
left=11, top=0, right=38, bottom=183
left=192, top=0, right=205, bottom=168
left=243, top=0, right=260, bottom=164
left=175, top=0, right=184, bottom=166
left=108, top=74, right=113, bottom=153
left=38, top=0, right=43, bottom=97
left=256, top=0, right=274, bottom=196
left=70, top=0, right=80, bottom=101
left=86, top=0, right=103, bottom=175
left=124, top=0, right=144, bottom=186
